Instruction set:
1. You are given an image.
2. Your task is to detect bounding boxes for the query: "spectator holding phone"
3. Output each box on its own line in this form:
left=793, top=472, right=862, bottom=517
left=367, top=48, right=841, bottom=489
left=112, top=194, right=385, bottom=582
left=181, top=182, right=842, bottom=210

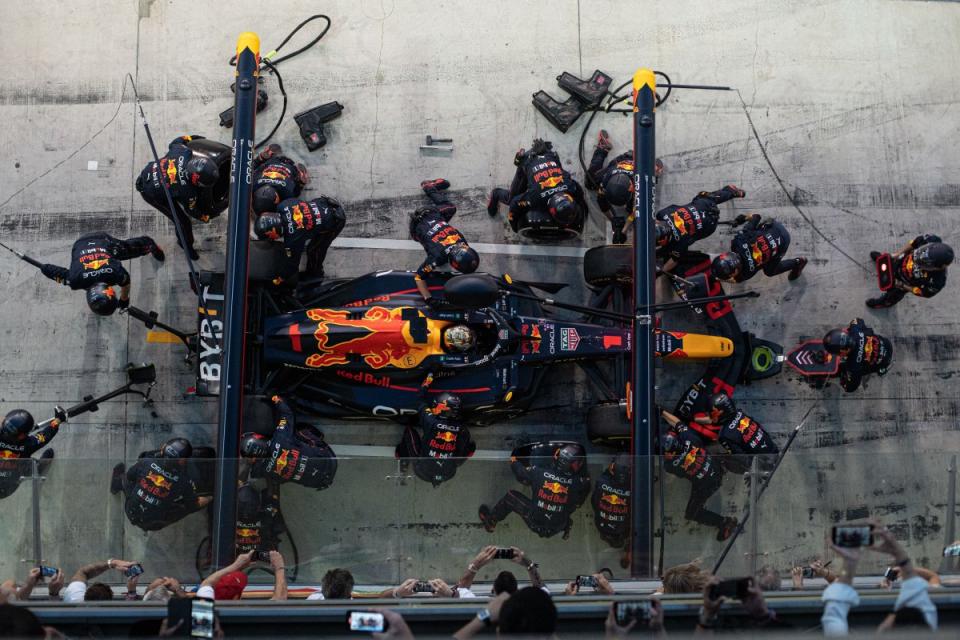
left=564, top=569, right=617, bottom=595
left=455, top=545, right=544, bottom=597
left=696, top=576, right=785, bottom=632
left=879, top=564, right=941, bottom=589
left=821, top=523, right=938, bottom=635
left=661, top=561, right=711, bottom=594
left=1, top=567, right=65, bottom=603
left=791, top=560, right=836, bottom=590
left=198, top=550, right=288, bottom=601
left=62, top=558, right=140, bottom=602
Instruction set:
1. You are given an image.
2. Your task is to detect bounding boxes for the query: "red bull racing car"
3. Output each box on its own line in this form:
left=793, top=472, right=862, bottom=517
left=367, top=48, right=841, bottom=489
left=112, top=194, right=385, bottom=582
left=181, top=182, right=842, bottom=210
left=195, top=242, right=736, bottom=424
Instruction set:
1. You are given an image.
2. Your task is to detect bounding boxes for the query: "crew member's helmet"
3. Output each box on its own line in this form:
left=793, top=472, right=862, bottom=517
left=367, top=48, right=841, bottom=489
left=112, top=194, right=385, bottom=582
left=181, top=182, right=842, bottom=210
left=442, top=325, right=477, bottom=353
left=1, top=409, right=34, bottom=442
left=86, top=283, right=118, bottom=316
left=709, top=393, right=737, bottom=422
left=186, top=157, right=219, bottom=188
left=661, top=427, right=681, bottom=454
left=432, top=393, right=462, bottom=419
left=655, top=220, right=673, bottom=248
left=449, top=244, right=479, bottom=274
left=240, top=433, right=271, bottom=458
left=602, top=173, right=633, bottom=207
left=914, top=242, right=954, bottom=270
left=822, top=328, right=851, bottom=354
left=711, top=252, right=742, bottom=281
left=253, top=186, right=281, bottom=215
left=547, top=193, right=577, bottom=225
left=160, top=437, right=193, bottom=459
left=554, top=443, right=585, bottom=474
left=254, top=213, right=284, bottom=241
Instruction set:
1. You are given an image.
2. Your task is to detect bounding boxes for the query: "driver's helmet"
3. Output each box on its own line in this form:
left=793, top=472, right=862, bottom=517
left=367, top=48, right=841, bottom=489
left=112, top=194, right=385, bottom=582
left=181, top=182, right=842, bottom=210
left=554, top=443, right=585, bottom=475
left=443, top=325, right=476, bottom=353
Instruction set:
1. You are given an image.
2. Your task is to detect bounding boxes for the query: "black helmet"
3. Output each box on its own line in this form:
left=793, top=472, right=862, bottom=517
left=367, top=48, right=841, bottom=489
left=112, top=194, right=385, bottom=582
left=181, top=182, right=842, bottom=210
left=913, top=242, right=954, bottom=270
left=186, top=156, right=219, bottom=188
left=547, top=193, right=577, bottom=225
left=1, top=409, right=34, bottom=441
left=602, top=173, right=632, bottom=207
left=655, top=220, right=673, bottom=248
left=661, top=427, right=681, bottom=454
left=253, top=186, right=281, bottom=214
left=86, top=283, right=118, bottom=316
left=240, top=433, right=270, bottom=458
left=449, top=244, right=479, bottom=274
left=711, top=252, right=742, bottom=281
left=432, top=393, right=462, bottom=418
left=255, top=213, right=283, bottom=241
left=237, top=483, right=262, bottom=521
left=160, top=437, right=192, bottom=459
left=822, top=328, right=850, bottom=354
left=710, top=393, right=736, bottom=420
left=554, top=443, right=585, bottom=474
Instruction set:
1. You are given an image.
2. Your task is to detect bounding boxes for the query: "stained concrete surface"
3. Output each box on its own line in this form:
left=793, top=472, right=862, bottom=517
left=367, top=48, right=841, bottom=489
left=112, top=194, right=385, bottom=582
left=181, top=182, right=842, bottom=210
left=1, top=0, right=959, bottom=587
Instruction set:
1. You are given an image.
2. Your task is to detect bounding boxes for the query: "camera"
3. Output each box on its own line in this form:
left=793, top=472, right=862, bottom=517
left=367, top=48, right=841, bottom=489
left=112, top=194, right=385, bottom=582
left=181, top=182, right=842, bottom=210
left=883, top=567, right=900, bottom=582
left=413, top=581, right=435, bottom=593
left=494, top=548, right=515, bottom=559
left=575, top=575, right=598, bottom=589
left=614, top=601, right=651, bottom=626
left=832, top=524, right=874, bottom=548
left=801, top=566, right=816, bottom=579
left=256, top=550, right=273, bottom=563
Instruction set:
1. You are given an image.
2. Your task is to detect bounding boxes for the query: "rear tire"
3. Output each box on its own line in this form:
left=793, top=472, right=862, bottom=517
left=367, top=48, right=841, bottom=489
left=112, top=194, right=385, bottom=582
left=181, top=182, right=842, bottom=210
left=584, top=244, right=633, bottom=286
left=248, top=240, right=288, bottom=282
left=586, top=401, right=630, bottom=448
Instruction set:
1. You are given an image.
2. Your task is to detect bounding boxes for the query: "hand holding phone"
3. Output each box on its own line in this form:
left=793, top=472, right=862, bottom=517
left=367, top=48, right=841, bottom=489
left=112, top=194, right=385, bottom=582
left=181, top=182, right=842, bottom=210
left=124, top=563, right=144, bottom=578
left=38, top=566, right=58, bottom=578
left=347, top=611, right=387, bottom=633
left=576, top=575, right=598, bottom=589
left=413, top=580, right=435, bottom=593
left=709, top=577, right=752, bottom=601
left=494, top=547, right=515, bottom=559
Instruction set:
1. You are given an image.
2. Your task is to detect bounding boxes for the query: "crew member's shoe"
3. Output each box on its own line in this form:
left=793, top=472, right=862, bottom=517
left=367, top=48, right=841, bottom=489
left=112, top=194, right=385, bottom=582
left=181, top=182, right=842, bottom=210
left=421, top=178, right=450, bottom=192
left=717, top=517, right=738, bottom=541
left=478, top=505, right=497, bottom=532
left=596, top=129, right=613, bottom=152
left=869, top=251, right=881, bottom=262
left=866, top=297, right=885, bottom=309
left=151, top=245, right=166, bottom=262
left=788, top=257, right=808, bottom=281
left=487, top=189, right=508, bottom=216
left=111, top=463, right=126, bottom=495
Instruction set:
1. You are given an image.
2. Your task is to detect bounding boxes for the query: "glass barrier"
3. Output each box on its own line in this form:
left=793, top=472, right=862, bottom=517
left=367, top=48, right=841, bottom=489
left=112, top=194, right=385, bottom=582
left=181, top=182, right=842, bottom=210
left=1, top=448, right=957, bottom=596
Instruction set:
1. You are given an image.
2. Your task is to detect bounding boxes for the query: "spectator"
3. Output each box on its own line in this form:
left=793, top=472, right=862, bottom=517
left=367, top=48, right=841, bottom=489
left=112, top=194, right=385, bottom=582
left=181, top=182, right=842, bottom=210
left=755, top=565, right=781, bottom=591
left=1, top=568, right=64, bottom=603
left=453, top=587, right=556, bottom=640
left=604, top=600, right=666, bottom=638
left=879, top=565, right=941, bottom=589
left=142, top=577, right=188, bottom=603
left=455, top=546, right=545, bottom=597
left=821, top=524, right=938, bottom=635
left=198, top=550, right=287, bottom=601
left=307, top=568, right=355, bottom=600
left=452, top=591, right=511, bottom=639
left=564, top=570, right=617, bottom=596
left=661, top=561, right=711, bottom=594
left=696, top=576, right=786, bottom=632
left=0, top=603, right=63, bottom=638
left=62, top=558, right=139, bottom=602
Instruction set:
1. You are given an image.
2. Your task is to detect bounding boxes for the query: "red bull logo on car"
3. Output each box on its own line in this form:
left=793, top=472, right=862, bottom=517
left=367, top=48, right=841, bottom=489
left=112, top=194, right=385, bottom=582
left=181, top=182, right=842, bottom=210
left=304, top=306, right=420, bottom=369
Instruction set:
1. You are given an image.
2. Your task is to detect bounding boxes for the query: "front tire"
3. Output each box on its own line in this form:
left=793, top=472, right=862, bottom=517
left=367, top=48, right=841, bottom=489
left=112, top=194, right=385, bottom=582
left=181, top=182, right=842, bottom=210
left=583, top=245, right=633, bottom=287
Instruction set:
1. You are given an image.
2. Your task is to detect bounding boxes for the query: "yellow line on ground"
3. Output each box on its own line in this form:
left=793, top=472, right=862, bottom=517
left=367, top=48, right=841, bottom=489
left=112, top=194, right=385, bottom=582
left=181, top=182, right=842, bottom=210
left=146, top=330, right=182, bottom=344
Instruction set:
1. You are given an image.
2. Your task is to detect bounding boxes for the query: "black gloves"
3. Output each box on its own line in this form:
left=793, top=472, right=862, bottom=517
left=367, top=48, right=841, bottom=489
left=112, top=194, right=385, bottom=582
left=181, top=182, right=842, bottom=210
left=54, top=406, right=67, bottom=423
left=118, top=298, right=130, bottom=310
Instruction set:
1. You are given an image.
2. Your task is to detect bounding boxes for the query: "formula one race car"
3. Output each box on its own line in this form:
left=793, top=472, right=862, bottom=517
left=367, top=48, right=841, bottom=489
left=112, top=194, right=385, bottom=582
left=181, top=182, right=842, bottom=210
left=194, top=242, right=737, bottom=425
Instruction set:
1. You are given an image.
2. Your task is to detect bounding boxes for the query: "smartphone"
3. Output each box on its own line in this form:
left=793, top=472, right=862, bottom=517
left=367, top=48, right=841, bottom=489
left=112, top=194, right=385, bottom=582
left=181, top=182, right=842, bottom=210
left=347, top=611, right=387, bottom=633
left=38, top=566, right=58, bottom=578
left=256, top=550, right=272, bottom=563
left=413, top=581, right=435, bottom=593
left=710, top=577, right=752, bottom=600
left=494, top=547, right=515, bottom=559
left=883, top=567, right=900, bottom=582
left=832, top=524, right=874, bottom=548
left=124, top=563, right=144, bottom=578
left=576, top=575, right=598, bottom=589
left=190, top=598, right=215, bottom=639
left=801, top=566, right=816, bottom=579
left=614, top=601, right=651, bottom=626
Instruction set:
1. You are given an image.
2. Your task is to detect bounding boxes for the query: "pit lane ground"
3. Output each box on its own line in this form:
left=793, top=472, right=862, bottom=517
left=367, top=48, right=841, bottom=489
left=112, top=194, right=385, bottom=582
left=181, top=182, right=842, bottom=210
left=1, top=0, right=958, bottom=587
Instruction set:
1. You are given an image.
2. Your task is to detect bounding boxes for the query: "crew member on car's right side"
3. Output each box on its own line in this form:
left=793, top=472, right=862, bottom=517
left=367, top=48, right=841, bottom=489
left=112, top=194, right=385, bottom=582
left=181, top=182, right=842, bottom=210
left=866, top=234, right=953, bottom=308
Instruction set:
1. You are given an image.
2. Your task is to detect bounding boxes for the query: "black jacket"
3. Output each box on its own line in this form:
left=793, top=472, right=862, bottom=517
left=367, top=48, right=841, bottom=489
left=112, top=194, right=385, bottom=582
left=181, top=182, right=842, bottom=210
left=40, top=233, right=131, bottom=289
left=252, top=398, right=338, bottom=489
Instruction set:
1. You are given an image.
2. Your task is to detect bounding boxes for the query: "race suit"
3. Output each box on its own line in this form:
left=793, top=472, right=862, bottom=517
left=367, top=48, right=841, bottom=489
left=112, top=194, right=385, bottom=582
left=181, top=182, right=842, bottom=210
left=251, top=398, right=338, bottom=490
left=0, top=418, right=60, bottom=499
left=488, top=456, right=591, bottom=538
left=40, top=232, right=159, bottom=290
left=395, top=406, right=476, bottom=486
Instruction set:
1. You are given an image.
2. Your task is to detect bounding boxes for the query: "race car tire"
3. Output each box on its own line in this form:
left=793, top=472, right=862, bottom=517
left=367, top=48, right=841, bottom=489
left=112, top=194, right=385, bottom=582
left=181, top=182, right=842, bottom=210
left=584, top=244, right=632, bottom=286
left=248, top=240, right=288, bottom=282
left=586, top=401, right=630, bottom=448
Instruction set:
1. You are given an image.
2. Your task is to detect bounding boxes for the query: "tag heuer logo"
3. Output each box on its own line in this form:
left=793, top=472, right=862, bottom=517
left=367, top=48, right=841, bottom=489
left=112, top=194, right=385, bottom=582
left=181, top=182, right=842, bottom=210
left=560, top=327, right=580, bottom=351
